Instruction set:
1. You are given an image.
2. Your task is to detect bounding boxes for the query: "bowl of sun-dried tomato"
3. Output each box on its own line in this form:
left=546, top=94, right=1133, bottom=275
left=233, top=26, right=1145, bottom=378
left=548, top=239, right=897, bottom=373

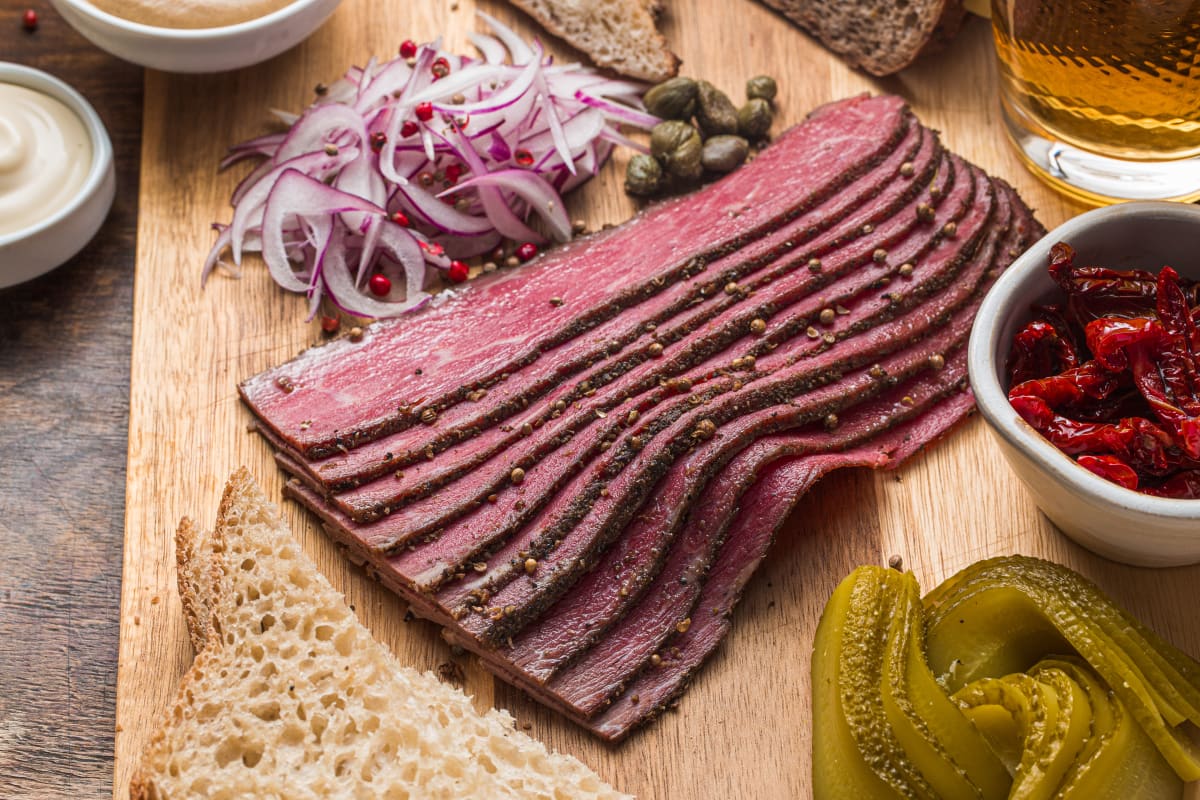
left=969, top=201, right=1200, bottom=567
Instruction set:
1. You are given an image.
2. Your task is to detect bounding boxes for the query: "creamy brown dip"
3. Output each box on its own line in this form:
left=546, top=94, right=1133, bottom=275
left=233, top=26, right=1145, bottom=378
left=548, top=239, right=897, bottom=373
left=88, top=0, right=298, bottom=28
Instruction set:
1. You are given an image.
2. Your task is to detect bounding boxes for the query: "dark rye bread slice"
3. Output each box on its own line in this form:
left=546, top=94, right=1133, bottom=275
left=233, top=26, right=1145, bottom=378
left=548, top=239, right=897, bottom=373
left=758, top=0, right=968, bottom=76
left=266, top=118, right=929, bottom=493
left=242, top=95, right=910, bottom=460
left=283, top=145, right=961, bottom=557
left=320, top=129, right=942, bottom=521
left=423, top=157, right=985, bottom=627
left=503, top=0, right=681, bottom=82
left=449, top=170, right=992, bottom=647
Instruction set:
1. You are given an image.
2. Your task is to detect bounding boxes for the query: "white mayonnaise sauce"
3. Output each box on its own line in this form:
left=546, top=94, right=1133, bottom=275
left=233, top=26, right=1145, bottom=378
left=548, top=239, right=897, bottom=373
left=0, top=83, right=92, bottom=237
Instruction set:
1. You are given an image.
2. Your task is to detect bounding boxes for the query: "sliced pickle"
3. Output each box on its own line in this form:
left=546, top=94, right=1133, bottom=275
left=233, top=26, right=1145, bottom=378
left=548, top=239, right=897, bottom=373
left=924, top=556, right=1200, bottom=780
left=952, top=668, right=1090, bottom=799
left=883, top=572, right=1011, bottom=799
left=812, top=570, right=907, bottom=798
left=1037, top=658, right=1183, bottom=800
left=812, top=567, right=1010, bottom=799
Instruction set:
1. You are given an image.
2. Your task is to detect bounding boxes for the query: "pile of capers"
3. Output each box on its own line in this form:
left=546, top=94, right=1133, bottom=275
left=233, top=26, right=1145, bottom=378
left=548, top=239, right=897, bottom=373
left=626, top=75, right=778, bottom=198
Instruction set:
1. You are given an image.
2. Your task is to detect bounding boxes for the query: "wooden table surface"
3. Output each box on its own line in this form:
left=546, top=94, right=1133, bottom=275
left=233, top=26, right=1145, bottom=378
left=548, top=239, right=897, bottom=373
left=2, top=1, right=1199, bottom=799
left=0, top=3, right=142, bottom=798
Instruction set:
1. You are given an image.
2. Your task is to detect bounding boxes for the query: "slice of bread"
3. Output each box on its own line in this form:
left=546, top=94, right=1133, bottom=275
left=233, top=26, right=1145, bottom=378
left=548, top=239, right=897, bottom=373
left=756, top=0, right=967, bottom=76
left=131, top=468, right=630, bottom=800
left=506, top=0, right=680, bottom=82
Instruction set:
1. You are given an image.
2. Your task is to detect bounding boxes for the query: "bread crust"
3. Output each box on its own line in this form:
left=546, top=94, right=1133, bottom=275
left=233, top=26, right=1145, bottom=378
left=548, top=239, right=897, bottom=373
left=506, top=0, right=680, bottom=82
left=757, top=0, right=967, bottom=76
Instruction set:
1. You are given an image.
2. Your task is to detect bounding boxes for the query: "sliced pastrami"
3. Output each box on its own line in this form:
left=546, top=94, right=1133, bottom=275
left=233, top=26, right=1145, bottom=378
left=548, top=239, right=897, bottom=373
left=280, top=188, right=1043, bottom=741
left=262, top=122, right=933, bottom=491
left=292, top=150, right=968, bottom=566
left=322, top=142, right=955, bottom=526
left=434, top=163, right=993, bottom=641
left=518, top=188, right=1025, bottom=694
left=243, top=95, right=913, bottom=459
left=582, top=187, right=1043, bottom=741
left=518, top=345, right=969, bottom=697
left=587, top=392, right=977, bottom=741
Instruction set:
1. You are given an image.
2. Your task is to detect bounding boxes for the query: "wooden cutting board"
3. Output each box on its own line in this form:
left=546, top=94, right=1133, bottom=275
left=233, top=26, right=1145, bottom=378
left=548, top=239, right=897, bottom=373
left=112, top=2, right=1200, bottom=797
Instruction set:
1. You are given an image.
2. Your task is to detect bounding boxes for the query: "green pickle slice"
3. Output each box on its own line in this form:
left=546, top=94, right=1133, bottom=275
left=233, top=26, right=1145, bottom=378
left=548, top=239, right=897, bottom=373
left=812, top=556, right=1198, bottom=798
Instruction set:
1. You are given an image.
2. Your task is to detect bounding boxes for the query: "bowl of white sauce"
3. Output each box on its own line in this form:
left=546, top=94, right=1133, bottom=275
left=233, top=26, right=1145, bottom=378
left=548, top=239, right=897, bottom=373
left=49, top=0, right=343, bottom=73
left=0, top=63, right=115, bottom=290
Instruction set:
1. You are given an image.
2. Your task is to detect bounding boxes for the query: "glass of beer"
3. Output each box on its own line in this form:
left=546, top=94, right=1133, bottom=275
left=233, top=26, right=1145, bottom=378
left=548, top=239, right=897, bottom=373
left=991, top=0, right=1200, bottom=204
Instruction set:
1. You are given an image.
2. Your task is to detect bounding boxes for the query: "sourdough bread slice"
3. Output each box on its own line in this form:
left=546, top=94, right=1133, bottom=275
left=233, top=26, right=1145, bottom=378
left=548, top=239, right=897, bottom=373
left=505, top=0, right=680, bottom=82
left=757, top=0, right=967, bottom=75
left=131, top=468, right=630, bottom=800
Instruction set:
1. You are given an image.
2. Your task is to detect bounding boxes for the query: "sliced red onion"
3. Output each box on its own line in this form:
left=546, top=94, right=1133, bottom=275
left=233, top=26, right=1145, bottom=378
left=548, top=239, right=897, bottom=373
left=445, top=168, right=571, bottom=241
left=533, top=70, right=574, bottom=175
left=322, top=232, right=431, bottom=318
left=261, top=171, right=382, bottom=293
left=276, top=103, right=367, bottom=162
left=477, top=12, right=534, bottom=65
left=335, top=150, right=386, bottom=235
left=232, top=148, right=358, bottom=264
left=575, top=90, right=661, bottom=129
left=204, top=14, right=658, bottom=318
left=391, top=181, right=496, bottom=237
left=468, top=32, right=507, bottom=65
left=202, top=224, right=234, bottom=285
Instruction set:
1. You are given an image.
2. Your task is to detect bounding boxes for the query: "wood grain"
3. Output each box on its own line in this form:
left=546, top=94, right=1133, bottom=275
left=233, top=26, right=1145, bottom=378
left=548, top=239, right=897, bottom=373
left=0, top=3, right=142, bottom=798
left=114, top=2, right=1200, bottom=798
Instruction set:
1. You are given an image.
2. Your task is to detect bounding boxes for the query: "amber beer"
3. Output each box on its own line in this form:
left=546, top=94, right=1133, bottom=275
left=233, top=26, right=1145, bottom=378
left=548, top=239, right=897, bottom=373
left=991, top=0, right=1200, bottom=201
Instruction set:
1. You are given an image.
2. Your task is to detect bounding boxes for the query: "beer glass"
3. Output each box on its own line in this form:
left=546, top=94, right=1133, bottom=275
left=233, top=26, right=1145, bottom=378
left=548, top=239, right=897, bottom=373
left=991, top=0, right=1200, bottom=204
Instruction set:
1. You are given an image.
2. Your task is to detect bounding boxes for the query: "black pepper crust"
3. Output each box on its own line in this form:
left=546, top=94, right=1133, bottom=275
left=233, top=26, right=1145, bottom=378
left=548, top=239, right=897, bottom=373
left=271, top=114, right=927, bottom=494
left=451, top=161, right=992, bottom=647
left=249, top=105, right=918, bottom=461
left=332, top=128, right=945, bottom=533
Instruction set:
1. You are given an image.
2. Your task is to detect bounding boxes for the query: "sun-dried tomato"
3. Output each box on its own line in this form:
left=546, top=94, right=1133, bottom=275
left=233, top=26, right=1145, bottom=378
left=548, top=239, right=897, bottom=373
left=1007, top=243, right=1200, bottom=496
left=1144, top=470, right=1200, bottom=500
left=1077, top=454, right=1140, bottom=491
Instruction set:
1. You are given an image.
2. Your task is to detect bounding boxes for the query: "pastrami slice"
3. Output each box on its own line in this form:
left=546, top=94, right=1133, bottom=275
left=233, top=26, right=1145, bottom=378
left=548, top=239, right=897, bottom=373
left=267, top=120, right=933, bottom=492
left=440, top=162, right=994, bottom=644
left=242, top=95, right=912, bottom=459
left=328, top=132, right=946, bottom=523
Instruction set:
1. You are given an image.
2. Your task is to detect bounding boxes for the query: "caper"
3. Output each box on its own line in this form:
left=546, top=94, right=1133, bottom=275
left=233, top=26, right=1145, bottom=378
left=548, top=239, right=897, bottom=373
left=701, top=135, right=749, bottom=173
left=746, top=75, right=778, bottom=103
left=643, top=77, right=699, bottom=121
left=650, top=120, right=697, bottom=159
left=737, top=97, right=773, bottom=139
left=695, top=80, right=739, bottom=137
left=667, top=133, right=703, bottom=180
left=625, top=153, right=664, bottom=196
left=650, top=120, right=703, bottom=180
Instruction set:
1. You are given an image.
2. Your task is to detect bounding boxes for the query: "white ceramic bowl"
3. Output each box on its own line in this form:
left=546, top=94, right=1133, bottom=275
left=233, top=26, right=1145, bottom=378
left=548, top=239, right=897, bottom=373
left=969, top=202, right=1200, bottom=567
left=0, top=63, right=115, bottom=290
left=49, top=0, right=342, bottom=73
